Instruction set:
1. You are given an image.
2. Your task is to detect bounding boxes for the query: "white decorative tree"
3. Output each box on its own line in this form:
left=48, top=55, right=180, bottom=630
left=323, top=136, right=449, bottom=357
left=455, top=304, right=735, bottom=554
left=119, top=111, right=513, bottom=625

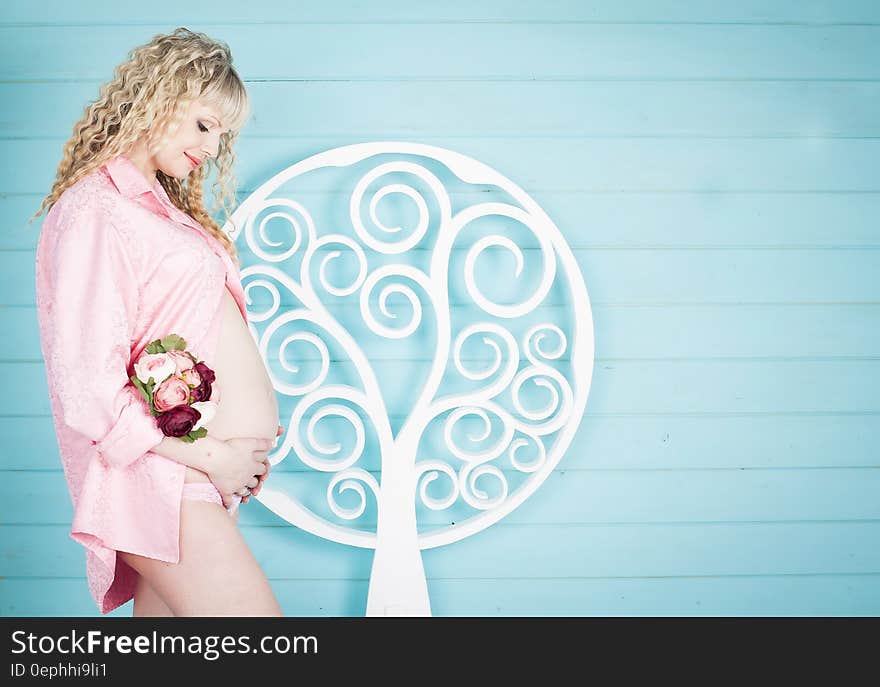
left=225, top=142, right=594, bottom=616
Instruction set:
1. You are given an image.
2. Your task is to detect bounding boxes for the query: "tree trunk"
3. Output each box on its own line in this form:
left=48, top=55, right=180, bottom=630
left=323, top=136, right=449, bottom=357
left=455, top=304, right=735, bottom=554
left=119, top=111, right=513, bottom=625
left=365, top=462, right=432, bottom=616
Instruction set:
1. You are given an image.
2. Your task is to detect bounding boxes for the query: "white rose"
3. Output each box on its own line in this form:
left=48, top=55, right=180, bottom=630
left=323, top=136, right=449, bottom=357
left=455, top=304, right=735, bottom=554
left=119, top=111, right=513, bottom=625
left=191, top=401, right=218, bottom=431
left=134, top=353, right=176, bottom=386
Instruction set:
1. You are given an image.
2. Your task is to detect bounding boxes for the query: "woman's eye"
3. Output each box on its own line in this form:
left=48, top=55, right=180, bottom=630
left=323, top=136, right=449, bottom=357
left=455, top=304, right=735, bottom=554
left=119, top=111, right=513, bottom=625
left=198, top=122, right=208, bottom=133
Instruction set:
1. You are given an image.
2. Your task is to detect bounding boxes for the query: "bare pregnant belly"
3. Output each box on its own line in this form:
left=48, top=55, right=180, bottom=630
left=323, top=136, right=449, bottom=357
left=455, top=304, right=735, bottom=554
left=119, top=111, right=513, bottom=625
left=184, top=287, right=279, bottom=484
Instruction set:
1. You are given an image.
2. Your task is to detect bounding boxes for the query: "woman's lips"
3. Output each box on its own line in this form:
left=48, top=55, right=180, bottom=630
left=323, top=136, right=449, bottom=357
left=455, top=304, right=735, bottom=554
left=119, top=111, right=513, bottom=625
left=184, top=153, right=199, bottom=168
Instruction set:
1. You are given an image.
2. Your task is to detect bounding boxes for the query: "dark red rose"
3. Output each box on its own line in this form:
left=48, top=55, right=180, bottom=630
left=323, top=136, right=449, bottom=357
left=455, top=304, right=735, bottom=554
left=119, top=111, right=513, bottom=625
left=190, top=362, right=216, bottom=402
left=157, top=404, right=201, bottom=438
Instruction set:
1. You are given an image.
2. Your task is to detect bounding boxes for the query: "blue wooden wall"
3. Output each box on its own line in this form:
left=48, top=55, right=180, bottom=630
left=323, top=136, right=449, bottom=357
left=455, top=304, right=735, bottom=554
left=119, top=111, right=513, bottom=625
left=1, top=1, right=878, bottom=616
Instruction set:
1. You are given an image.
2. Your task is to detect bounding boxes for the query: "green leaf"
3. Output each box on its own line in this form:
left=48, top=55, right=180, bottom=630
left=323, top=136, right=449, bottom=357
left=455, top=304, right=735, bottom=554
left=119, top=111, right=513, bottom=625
left=178, top=433, right=194, bottom=443
left=129, top=375, right=151, bottom=405
left=145, top=341, right=162, bottom=354
left=190, top=427, right=208, bottom=440
left=161, top=333, right=187, bottom=351
left=143, top=379, right=158, bottom=414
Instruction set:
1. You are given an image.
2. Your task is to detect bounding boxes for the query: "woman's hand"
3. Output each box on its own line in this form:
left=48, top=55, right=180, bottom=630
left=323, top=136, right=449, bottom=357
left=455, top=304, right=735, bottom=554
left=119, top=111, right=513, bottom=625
left=205, top=436, right=271, bottom=509
left=241, top=425, right=283, bottom=505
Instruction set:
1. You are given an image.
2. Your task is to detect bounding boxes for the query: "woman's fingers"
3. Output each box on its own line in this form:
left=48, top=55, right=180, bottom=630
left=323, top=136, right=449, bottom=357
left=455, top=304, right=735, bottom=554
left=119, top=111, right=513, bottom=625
left=246, top=461, right=271, bottom=499
left=252, top=472, right=268, bottom=496
left=258, top=458, right=271, bottom=483
left=229, top=438, right=276, bottom=506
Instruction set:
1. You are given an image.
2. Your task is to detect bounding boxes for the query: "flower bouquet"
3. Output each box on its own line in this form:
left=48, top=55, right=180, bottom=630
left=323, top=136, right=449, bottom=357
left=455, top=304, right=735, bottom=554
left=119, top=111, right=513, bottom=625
left=129, top=333, right=217, bottom=443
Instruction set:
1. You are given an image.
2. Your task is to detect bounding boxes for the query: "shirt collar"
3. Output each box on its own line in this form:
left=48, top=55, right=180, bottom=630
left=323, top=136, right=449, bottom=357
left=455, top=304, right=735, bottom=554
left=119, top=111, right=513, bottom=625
left=104, top=152, right=201, bottom=232
left=103, top=152, right=241, bottom=277
left=103, top=152, right=167, bottom=201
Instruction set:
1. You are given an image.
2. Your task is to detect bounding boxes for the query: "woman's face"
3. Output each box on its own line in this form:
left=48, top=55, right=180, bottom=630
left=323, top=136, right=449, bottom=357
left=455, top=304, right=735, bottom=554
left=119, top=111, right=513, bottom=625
left=150, top=98, right=230, bottom=179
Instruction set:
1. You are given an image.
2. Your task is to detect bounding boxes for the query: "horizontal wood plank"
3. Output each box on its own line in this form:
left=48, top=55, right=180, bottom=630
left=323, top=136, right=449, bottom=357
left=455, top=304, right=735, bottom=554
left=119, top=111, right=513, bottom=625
left=3, top=573, right=878, bottom=616
left=3, top=413, right=878, bottom=471
left=6, top=139, right=880, bottom=195
left=3, top=1, right=879, bottom=26
left=4, top=303, right=879, bottom=361
left=2, top=25, right=879, bottom=81
left=6, top=81, right=880, bottom=138
left=3, top=468, right=879, bottom=526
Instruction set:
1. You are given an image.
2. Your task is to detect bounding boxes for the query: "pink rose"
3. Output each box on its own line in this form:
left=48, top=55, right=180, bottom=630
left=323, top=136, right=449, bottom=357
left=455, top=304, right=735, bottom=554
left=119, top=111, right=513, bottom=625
left=166, top=349, right=196, bottom=374
left=133, top=353, right=175, bottom=385
left=153, top=375, right=191, bottom=411
left=181, top=367, right=201, bottom=386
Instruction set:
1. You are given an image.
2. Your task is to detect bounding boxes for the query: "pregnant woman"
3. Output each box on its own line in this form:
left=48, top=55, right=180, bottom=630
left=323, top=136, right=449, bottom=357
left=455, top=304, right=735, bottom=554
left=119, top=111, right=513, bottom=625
left=30, top=28, right=283, bottom=616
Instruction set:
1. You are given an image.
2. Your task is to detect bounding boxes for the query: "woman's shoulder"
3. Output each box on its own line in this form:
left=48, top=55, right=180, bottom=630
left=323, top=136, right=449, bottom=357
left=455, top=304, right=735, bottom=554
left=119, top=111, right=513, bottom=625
left=46, top=165, right=122, bottom=232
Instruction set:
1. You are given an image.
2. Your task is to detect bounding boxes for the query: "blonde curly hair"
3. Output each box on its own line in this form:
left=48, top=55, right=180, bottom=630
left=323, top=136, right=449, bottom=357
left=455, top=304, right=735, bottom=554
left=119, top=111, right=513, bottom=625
left=28, top=27, right=250, bottom=267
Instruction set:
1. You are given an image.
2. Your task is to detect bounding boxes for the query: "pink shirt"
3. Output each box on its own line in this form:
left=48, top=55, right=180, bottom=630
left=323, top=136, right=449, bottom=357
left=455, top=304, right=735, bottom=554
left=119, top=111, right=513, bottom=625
left=34, top=152, right=248, bottom=614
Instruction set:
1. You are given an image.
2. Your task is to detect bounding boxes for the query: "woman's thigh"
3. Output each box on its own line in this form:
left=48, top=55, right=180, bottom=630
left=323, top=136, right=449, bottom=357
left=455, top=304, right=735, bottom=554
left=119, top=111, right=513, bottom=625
left=132, top=574, right=175, bottom=617
left=118, top=499, right=281, bottom=617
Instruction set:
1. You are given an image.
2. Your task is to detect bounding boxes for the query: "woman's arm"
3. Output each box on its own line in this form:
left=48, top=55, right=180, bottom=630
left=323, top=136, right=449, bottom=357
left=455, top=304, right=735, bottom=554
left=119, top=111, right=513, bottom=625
left=41, top=204, right=165, bottom=469
left=149, top=434, right=223, bottom=474
left=152, top=434, right=272, bottom=507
